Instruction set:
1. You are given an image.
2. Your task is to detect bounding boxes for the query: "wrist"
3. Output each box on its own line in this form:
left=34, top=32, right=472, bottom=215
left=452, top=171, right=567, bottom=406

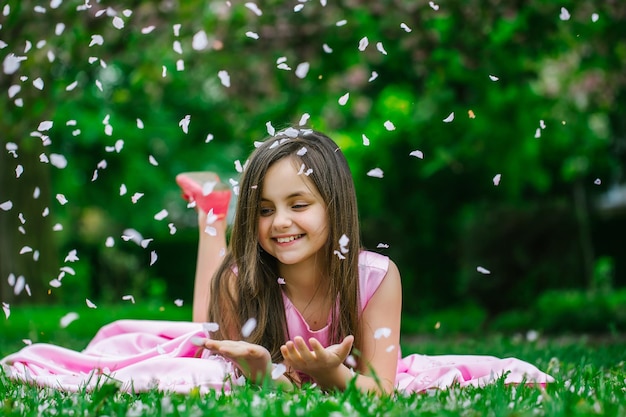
left=311, top=364, right=354, bottom=391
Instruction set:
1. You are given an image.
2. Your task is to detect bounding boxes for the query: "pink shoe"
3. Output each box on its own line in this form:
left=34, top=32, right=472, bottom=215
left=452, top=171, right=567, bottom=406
left=175, top=172, right=231, bottom=220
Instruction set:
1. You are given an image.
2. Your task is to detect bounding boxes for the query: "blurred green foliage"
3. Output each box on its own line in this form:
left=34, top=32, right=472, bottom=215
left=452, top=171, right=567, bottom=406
left=1, top=0, right=625, bottom=326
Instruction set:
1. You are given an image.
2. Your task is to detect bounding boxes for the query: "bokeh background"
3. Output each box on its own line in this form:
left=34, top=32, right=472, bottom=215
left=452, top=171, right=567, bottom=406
left=1, top=0, right=625, bottom=335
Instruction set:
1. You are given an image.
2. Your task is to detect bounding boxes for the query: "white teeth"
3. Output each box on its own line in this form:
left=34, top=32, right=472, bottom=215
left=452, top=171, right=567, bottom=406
left=276, top=234, right=301, bottom=243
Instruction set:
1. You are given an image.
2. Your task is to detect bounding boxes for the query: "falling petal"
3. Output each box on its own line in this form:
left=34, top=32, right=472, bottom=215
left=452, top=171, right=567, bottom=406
left=192, top=30, right=209, bottom=50
left=89, top=35, right=104, bottom=47
left=400, top=23, right=412, bottom=32
left=148, top=155, right=158, bottom=166
left=409, top=150, right=424, bottom=159
left=141, top=238, right=153, bottom=248
left=154, top=209, right=168, bottom=221
left=241, top=317, right=257, bottom=337
left=245, top=31, right=260, bottom=40
left=105, top=236, right=115, bottom=247
left=60, top=312, right=79, bottom=328
left=150, top=250, right=158, bottom=266
left=56, top=194, right=68, bottom=205
left=217, top=70, right=230, bottom=87
left=367, top=168, right=384, bottom=178
left=334, top=250, right=346, bottom=260
left=266, top=121, right=275, bottom=136
left=477, top=266, right=491, bottom=274
left=336, top=19, right=347, bottom=26
left=345, top=355, right=357, bottom=368
left=2, top=302, right=9, bottom=319
left=203, top=322, right=219, bottom=333
left=298, top=113, right=310, bottom=126
left=19, top=246, right=32, bottom=255
left=178, top=115, right=191, bottom=133
left=358, top=37, right=368, bottom=51
left=489, top=74, right=499, bottom=81
left=271, top=363, right=287, bottom=380
left=559, top=7, right=570, bottom=21
left=168, top=223, right=177, bottom=234
left=174, top=299, right=183, bottom=307
left=368, top=71, right=378, bottom=82
left=591, top=13, right=599, bottom=22
left=50, top=154, right=67, bottom=169
left=468, top=109, right=476, bottom=119
left=7, top=85, right=20, bottom=99
left=443, top=112, right=454, bottom=123
left=429, top=1, right=439, bottom=10
left=383, top=120, right=395, bottom=131
left=86, top=299, right=97, bottom=309
left=0, top=200, right=13, bottom=211
left=64, top=249, right=79, bottom=262
left=33, top=78, right=44, bottom=90
left=277, top=277, right=286, bottom=285
left=594, top=178, right=601, bottom=185
left=122, top=294, right=135, bottom=303
left=66, top=81, right=78, bottom=91
left=244, top=2, right=262, bottom=16
left=173, top=40, right=183, bottom=54
left=338, top=93, right=350, bottom=106
left=493, top=174, right=501, bottom=186
left=112, top=16, right=124, bottom=29
left=295, top=62, right=309, bottom=79
left=534, top=128, right=541, bottom=138
left=376, top=42, right=387, bottom=55
left=377, top=243, right=389, bottom=248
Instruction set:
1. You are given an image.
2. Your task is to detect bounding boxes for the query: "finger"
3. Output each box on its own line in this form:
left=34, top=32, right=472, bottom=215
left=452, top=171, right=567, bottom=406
left=309, top=337, right=326, bottom=356
left=336, top=335, right=355, bottom=358
left=293, top=336, right=315, bottom=360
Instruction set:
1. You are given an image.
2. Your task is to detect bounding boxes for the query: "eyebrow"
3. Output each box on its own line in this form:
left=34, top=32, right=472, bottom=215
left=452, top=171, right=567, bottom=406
left=260, top=191, right=312, bottom=202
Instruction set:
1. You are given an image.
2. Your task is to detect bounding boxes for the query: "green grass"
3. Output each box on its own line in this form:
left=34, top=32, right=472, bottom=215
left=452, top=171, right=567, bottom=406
left=2, top=305, right=625, bottom=416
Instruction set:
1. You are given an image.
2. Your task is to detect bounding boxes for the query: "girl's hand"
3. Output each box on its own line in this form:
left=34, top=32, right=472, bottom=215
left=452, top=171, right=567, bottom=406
left=200, top=339, right=271, bottom=383
left=280, top=335, right=354, bottom=382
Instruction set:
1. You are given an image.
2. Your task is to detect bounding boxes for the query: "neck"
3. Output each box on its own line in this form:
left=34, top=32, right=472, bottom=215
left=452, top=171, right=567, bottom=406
left=278, top=254, right=327, bottom=300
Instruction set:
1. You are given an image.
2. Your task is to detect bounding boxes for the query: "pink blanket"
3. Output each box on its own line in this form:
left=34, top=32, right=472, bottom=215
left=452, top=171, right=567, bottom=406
left=2, top=319, right=553, bottom=393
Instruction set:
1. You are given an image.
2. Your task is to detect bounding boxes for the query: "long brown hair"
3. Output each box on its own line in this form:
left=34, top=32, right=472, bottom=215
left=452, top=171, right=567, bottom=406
left=208, top=128, right=361, bottom=362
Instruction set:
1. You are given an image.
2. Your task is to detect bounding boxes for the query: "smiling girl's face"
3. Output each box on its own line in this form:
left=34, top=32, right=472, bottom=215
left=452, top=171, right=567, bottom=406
left=257, top=156, right=329, bottom=270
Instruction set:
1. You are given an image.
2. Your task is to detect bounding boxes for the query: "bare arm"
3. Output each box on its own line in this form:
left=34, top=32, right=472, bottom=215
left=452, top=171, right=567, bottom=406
left=192, top=210, right=228, bottom=323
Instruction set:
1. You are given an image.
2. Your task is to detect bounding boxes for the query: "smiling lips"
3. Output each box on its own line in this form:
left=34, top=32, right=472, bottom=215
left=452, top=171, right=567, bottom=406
left=275, top=234, right=303, bottom=243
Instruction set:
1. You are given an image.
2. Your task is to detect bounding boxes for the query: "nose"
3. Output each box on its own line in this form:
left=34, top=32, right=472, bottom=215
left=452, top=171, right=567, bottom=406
left=272, top=207, right=292, bottom=230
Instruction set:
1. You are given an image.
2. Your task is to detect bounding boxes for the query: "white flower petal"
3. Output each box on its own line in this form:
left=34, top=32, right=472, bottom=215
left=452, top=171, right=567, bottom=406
left=367, top=168, right=384, bottom=178
left=241, top=318, right=257, bottom=338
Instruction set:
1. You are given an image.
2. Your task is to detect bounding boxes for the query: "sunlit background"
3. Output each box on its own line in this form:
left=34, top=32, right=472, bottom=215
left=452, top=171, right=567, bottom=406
left=1, top=0, right=625, bottom=336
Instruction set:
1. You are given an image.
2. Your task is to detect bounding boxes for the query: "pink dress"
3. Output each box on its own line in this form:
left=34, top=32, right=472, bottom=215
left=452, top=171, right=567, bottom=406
left=1, top=251, right=553, bottom=393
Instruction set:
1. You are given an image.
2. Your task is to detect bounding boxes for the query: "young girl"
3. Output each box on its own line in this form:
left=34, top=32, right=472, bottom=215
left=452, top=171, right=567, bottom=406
left=2, top=128, right=552, bottom=394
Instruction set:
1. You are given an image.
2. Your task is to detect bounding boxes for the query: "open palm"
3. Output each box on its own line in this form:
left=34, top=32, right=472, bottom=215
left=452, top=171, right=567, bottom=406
left=201, top=339, right=271, bottom=382
left=280, top=335, right=354, bottom=378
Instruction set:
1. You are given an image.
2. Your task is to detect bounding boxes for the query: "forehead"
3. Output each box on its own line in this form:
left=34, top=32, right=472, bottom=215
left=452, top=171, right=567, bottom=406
left=260, top=157, right=320, bottom=199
